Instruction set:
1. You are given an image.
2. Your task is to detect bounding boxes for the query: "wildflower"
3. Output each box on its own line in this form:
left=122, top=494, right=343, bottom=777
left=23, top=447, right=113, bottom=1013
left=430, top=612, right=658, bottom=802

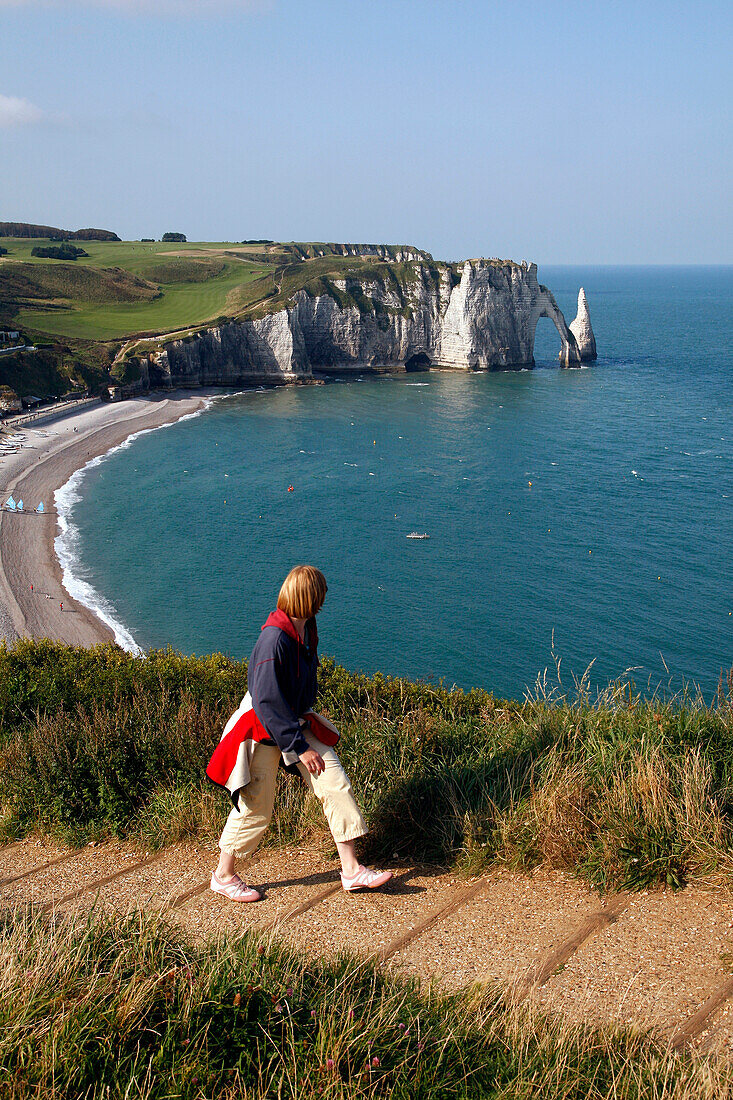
left=417, top=1042, right=425, bottom=1052
left=233, top=993, right=241, bottom=1007
left=257, top=945, right=265, bottom=955
left=371, top=1056, right=380, bottom=1067
left=286, top=986, right=293, bottom=995
left=275, top=1004, right=283, bottom=1013
left=326, top=1058, right=335, bottom=1071
left=398, top=1022, right=405, bottom=1030
left=182, top=1038, right=190, bottom=1046
left=192, top=1077, right=199, bottom=1086
left=348, top=1008, right=354, bottom=1020
left=311, top=1009, right=317, bottom=1017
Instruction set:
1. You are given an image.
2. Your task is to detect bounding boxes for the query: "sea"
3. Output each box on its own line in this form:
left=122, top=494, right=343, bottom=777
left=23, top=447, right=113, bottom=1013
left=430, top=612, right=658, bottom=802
left=56, top=266, right=733, bottom=702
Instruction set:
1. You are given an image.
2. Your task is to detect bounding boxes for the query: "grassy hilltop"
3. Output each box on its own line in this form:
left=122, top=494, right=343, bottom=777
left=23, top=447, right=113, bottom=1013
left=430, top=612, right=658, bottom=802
left=0, top=231, right=461, bottom=400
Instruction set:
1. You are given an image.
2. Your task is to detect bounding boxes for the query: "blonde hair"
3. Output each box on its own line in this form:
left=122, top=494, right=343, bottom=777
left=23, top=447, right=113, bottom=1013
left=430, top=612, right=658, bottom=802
left=277, top=565, right=328, bottom=619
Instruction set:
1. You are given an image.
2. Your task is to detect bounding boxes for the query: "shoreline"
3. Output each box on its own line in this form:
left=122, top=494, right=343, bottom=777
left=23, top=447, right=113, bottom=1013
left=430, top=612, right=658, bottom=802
left=0, top=391, right=214, bottom=649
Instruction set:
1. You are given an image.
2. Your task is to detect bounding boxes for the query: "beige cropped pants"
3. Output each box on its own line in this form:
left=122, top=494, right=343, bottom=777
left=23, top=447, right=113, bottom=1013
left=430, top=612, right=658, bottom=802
left=218, top=732, right=368, bottom=860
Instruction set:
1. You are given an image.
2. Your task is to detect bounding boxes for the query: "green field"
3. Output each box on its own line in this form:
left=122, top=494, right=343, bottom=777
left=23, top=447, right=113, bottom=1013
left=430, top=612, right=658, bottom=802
left=0, top=238, right=275, bottom=340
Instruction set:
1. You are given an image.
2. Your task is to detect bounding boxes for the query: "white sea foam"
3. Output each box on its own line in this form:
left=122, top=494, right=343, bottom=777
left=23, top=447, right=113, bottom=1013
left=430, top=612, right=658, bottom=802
left=54, top=397, right=213, bottom=656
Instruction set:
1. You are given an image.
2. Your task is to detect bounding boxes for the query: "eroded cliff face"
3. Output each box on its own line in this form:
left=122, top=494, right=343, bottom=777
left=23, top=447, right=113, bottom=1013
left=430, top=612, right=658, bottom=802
left=144, top=260, right=594, bottom=387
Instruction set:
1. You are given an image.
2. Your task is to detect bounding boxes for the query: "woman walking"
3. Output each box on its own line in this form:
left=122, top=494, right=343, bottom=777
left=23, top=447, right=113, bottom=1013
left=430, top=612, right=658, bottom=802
left=206, top=565, right=393, bottom=902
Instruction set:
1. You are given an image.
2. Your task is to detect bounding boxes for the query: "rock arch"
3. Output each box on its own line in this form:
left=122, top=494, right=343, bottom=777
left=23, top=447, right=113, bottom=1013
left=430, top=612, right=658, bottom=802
left=531, top=286, right=582, bottom=366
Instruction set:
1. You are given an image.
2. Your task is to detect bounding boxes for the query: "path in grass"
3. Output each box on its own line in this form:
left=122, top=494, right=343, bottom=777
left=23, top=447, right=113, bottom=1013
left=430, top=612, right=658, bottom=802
left=3, top=837, right=733, bottom=1056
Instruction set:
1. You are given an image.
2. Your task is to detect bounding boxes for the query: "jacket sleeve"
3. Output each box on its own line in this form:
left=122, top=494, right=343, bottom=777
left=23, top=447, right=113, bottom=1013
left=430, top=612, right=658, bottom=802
left=249, top=636, right=310, bottom=757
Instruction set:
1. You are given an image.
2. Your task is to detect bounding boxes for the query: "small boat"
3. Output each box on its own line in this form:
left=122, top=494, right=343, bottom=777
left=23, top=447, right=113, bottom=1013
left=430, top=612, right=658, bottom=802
left=406, top=532, right=430, bottom=540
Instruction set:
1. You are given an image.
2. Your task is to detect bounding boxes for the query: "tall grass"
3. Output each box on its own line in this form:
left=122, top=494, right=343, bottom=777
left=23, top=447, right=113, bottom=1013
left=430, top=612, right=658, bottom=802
left=1, top=905, right=731, bottom=1099
left=1, top=641, right=733, bottom=892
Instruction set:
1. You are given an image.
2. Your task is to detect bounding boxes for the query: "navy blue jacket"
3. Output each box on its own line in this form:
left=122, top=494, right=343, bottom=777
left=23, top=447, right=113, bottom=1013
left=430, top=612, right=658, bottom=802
left=248, top=609, right=318, bottom=757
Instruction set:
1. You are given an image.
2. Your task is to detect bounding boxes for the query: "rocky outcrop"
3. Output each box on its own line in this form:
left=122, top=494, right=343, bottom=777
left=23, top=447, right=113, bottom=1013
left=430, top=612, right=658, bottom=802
left=569, top=287, right=597, bottom=361
left=141, top=259, right=595, bottom=387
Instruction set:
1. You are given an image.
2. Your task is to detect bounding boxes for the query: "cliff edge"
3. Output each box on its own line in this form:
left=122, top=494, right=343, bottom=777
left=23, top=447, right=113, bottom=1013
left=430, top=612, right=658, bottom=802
left=120, top=251, right=595, bottom=388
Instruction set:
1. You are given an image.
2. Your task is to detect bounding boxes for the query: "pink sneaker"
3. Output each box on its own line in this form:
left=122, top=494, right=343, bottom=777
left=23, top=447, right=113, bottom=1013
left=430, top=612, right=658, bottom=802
left=341, top=865, right=393, bottom=892
left=210, top=871, right=262, bottom=903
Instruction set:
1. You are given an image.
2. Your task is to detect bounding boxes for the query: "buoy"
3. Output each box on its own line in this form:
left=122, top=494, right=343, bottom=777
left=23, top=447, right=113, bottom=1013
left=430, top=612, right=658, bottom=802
left=373, top=440, right=376, bottom=445
left=528, top=481, right=532, bottom=487
left=288, top=485, right=294, bottom=493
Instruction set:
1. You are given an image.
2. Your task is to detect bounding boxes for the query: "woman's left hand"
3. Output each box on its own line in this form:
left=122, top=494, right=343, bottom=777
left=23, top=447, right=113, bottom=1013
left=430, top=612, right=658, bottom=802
left=299, top=748, right=325, bottom=776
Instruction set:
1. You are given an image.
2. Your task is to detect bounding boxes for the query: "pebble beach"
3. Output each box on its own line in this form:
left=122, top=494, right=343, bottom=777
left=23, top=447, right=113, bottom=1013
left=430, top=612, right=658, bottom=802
left=0, top=392, right=209, bottom=648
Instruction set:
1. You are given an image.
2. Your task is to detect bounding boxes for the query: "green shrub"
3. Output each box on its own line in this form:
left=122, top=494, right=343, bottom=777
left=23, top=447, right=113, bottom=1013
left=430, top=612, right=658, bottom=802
left=31, top=243, right=88, bottom=260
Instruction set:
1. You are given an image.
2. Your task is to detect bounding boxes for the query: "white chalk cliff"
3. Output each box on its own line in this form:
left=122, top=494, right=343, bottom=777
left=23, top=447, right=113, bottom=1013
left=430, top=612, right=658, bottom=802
left=140, top=258, right=596, bottom=387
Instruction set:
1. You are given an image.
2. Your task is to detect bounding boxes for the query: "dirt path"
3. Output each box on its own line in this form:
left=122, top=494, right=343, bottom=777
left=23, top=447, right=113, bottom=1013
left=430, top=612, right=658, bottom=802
left=3, top=837, right=733, bottom=1055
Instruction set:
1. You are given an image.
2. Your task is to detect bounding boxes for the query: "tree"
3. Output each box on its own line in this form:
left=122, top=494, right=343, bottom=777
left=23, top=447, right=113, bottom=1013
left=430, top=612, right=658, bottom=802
left=162, top=232, right=187, bottom=243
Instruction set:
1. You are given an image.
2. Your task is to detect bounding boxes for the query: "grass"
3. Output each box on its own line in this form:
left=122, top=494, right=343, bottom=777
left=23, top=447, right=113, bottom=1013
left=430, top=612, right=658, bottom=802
left=1, top=640, right=733, bottom=895
left=1, top=904, right=732, bottom=1099
left=0, top=239, right=273, bottom=341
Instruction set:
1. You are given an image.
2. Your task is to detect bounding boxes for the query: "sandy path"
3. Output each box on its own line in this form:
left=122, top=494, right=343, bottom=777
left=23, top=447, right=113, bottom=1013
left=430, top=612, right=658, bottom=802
left=0, top=392, right=210, bottom=647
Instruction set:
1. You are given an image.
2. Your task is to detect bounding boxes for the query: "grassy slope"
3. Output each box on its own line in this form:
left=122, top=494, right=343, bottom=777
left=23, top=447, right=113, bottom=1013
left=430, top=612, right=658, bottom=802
left=1, top=640, right=732, bottom=895
left=2, top=642, right=733, bottom=1098
left=1, top=239, right=273, bottom=341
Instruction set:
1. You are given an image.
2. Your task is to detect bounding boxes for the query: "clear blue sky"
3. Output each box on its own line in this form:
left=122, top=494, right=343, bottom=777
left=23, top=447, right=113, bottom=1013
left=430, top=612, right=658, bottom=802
left=2, top=0, right=731, bottom=263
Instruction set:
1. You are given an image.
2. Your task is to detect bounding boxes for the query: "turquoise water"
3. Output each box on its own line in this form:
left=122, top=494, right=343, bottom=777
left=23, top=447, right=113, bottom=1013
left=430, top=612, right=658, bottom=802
left=67, top=267, right=733, bottom=699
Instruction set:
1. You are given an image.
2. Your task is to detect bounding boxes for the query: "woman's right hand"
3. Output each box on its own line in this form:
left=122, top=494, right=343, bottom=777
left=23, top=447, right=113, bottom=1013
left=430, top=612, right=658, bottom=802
left=299, top=748, right=325, bottom=776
